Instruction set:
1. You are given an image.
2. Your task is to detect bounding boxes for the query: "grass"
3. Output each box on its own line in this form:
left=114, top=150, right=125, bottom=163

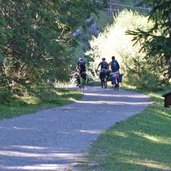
left=0, top=84, right=83, bottom=120
left=1, top=83, right=171, bottom=170
left=77, top=86, right=171, bottom=171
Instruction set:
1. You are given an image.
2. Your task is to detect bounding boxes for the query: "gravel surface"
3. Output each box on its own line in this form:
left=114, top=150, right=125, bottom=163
left=0, top=87, right=151, bottom=171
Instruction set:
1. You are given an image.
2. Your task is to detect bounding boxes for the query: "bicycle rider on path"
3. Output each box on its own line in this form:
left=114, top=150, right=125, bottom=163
left=109, top=56, right=120, bottom=85
left=96, top=58, right=109, bottom=88
left=76, top=57, right=86, bottom=88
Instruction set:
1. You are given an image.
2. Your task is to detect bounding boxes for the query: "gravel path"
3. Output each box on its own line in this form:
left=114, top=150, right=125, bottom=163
left=0, top=87, right=151, bottom=171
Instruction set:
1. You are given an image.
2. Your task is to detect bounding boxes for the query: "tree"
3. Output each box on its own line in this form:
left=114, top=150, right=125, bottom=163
left=0, top=0, right=98, bottom=87
left=127, top=0, right=171, bottom=82
left=87, top=9, right=168, bottom=89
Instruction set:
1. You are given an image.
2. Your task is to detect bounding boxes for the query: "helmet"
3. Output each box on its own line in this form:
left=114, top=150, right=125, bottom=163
left=79, top=57, right=83, bottom=61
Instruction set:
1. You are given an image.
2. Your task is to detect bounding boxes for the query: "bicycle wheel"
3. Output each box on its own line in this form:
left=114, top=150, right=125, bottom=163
left=80, top=72, right=87, bottom=90
left=104, top=78, right=107, bottom=89
left=112, top=77, right=119, bottom=91
left=114, top=83, right=119, bottom=91
left=81, top=78, right=86, bottom=90
left=100, top=71, right=107, bottom=89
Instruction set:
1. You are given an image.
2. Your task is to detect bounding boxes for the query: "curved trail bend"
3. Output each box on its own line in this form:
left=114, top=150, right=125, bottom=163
left=0, top=87, right=151, bottom=171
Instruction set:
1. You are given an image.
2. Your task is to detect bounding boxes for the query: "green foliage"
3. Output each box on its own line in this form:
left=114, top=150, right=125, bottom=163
left=71, top=10, right=113, bottom=72
left=118, top=0, right=142, bottom=6
left=93, top=0, right=110, bottom=9
left=0, top=18, right=12, bottom=51
left=122, top=55, right=163, bottom=89
left=127, top=0, right=171, bottom=80
left=87, top=10, right=168, bottom=89
left=92, top=10, right=113, bottom=31
left=0, top=87, right=13, bottom=105
left=0, top=0, right=98, bottom=90
left=0, top=53, right=3, bottom=63
left=0, top=0, right=100, bottom=104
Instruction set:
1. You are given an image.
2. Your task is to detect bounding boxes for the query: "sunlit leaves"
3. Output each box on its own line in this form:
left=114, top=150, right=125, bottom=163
left=127, top=0, right=171, bottom=82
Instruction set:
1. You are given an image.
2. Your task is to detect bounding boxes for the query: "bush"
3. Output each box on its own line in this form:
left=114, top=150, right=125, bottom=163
left=0, top=87, right=14, bottom=104
left=87, top=10, right=165, bottom=90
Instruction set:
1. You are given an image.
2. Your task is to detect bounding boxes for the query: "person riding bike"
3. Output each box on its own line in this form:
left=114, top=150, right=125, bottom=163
left=97, top=58, right=109, bottom=72
left=76, top=58, right=86, bottom=88
left=96, top=58, right=109, bottom=88
left=109, top=56, right=120, bottom=72
left=109, top=56, right=120, bottom=86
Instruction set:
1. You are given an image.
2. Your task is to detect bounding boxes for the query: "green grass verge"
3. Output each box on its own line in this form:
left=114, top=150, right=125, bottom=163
left=0, top=85, right=83, bottom=120
left=77, top=87, right=171, bottom=171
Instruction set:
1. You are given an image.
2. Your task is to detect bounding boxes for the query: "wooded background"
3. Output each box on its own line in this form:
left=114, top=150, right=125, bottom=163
left=0, top=0, right=171, bottom=103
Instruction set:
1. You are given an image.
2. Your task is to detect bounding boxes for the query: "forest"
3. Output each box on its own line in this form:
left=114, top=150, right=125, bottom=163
left=0, top=0, right=171, bottom=105
left=1, top=1, right=171, bottom=170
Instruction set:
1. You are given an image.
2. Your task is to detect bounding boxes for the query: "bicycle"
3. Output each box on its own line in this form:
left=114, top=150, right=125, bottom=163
left=110, top=71, right=120, bottom=91
left=79, top=71, right=87, bottom=90
left=96, top=69, right=108, bottom=89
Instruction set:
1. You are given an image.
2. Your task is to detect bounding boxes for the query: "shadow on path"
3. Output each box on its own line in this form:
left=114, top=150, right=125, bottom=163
left=0, top=87, right=151, bottom=171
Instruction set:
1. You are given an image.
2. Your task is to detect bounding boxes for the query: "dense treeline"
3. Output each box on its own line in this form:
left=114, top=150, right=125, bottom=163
left=0, top=0, right=100, bottom=89
left=127, top=0, right=171, bottom=82
left=1, top=0, right=170, bottom=102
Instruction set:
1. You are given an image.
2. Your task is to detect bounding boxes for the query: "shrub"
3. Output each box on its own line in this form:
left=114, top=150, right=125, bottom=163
left=87, top=10, right=165, bottom=89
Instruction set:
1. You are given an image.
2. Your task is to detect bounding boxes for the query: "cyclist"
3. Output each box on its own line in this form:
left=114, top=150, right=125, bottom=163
left=96, top=58, right=109, bottom=88
left=97, top=58, right=109, bottom=72
left=109, top=56, right=120, bottom=72
left=109, top=56, right=120, bottom=88
left=77, top=57, right=86, bottom=74
left=76, top=58, right=86, bottom=88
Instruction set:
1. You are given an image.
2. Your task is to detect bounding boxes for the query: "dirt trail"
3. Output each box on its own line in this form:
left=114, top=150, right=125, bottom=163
left=0, top=87, right=151, bottom=171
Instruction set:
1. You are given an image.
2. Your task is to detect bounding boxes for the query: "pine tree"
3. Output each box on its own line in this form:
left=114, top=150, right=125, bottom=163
left=127, top=0, right=171, bottom=81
